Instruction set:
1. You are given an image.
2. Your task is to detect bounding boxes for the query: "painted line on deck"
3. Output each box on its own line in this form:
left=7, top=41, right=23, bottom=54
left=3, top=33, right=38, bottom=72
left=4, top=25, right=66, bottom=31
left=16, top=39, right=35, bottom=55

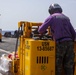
left=0, top=49, right=11, bottom=54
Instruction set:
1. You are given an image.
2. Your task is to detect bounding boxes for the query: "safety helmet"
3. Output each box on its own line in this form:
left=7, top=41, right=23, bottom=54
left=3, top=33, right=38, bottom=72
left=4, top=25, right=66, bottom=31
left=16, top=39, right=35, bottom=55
left=48, top=3, right=62, bottom=14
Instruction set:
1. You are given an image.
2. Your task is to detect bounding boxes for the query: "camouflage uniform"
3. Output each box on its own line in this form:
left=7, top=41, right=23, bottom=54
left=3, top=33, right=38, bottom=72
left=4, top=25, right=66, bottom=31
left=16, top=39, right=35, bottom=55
left=56, top=41, right=75, bottom=75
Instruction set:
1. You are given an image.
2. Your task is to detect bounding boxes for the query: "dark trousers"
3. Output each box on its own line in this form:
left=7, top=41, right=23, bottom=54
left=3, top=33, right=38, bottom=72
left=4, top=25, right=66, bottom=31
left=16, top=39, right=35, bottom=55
left=56, top=41, right=75, bottom=75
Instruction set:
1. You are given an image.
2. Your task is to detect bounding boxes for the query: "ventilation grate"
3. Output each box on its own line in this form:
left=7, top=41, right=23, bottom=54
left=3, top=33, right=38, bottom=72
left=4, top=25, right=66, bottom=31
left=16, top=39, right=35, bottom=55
left=37, top=56, right=48, bottom=64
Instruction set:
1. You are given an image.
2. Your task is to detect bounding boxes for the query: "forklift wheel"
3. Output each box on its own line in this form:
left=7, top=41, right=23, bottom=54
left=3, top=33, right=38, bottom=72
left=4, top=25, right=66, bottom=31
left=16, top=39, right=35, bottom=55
left=0, top=39, right=2, bottom=42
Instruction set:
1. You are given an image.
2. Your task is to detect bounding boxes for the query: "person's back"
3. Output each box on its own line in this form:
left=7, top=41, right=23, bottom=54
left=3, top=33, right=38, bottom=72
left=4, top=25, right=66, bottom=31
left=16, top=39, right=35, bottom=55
left=38, top=3, right=75, bottom=75
left=50, top=13, right=75, bottom=42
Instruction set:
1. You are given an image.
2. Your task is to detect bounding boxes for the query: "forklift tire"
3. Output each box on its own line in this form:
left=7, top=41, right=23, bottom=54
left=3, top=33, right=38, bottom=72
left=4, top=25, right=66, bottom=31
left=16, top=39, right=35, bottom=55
left=0, top=39, right=2, bottom=42
left=73, top=62, right=75, bottom=75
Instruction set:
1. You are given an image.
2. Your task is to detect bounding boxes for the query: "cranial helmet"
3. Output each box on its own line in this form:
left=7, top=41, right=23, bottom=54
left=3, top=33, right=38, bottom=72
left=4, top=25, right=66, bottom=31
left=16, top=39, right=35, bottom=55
left=48, top=3, right=62, bottom=14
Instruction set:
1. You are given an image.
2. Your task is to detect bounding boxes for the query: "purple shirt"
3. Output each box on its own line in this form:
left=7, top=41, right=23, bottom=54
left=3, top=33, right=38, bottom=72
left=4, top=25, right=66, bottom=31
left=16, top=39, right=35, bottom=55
left=38, top=13, right=75, bottom=41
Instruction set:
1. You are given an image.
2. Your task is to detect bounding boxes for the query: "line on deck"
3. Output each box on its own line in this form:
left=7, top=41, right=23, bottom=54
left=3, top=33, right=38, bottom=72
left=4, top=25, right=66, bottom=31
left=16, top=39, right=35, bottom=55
left=0, top=49, right=11, bottom=54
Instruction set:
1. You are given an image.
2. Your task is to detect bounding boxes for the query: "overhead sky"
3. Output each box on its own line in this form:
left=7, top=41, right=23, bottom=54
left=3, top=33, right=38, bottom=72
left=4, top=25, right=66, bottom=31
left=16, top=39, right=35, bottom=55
left=0, top=0, right=76, bottom=30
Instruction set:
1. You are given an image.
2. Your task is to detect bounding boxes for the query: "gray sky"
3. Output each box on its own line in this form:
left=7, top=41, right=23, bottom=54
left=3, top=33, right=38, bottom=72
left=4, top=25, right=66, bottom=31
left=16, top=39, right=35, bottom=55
left=0, top=0, right=76, bottom=30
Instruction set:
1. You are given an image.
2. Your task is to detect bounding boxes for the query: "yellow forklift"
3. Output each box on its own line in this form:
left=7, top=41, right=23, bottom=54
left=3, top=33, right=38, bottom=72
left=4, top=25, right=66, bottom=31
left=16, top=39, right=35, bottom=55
left=9, top=21, right=76, bottom=75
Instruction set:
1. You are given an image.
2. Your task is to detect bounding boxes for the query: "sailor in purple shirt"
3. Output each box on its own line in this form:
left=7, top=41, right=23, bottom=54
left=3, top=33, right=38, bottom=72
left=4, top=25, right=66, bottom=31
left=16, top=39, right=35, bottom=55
left=38, top=3, right=75, bottom=75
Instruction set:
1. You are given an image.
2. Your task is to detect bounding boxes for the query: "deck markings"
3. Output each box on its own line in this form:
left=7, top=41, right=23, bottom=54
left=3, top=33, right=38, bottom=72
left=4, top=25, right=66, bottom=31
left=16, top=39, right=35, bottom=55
left=0, top=49, right=11, bottom=54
